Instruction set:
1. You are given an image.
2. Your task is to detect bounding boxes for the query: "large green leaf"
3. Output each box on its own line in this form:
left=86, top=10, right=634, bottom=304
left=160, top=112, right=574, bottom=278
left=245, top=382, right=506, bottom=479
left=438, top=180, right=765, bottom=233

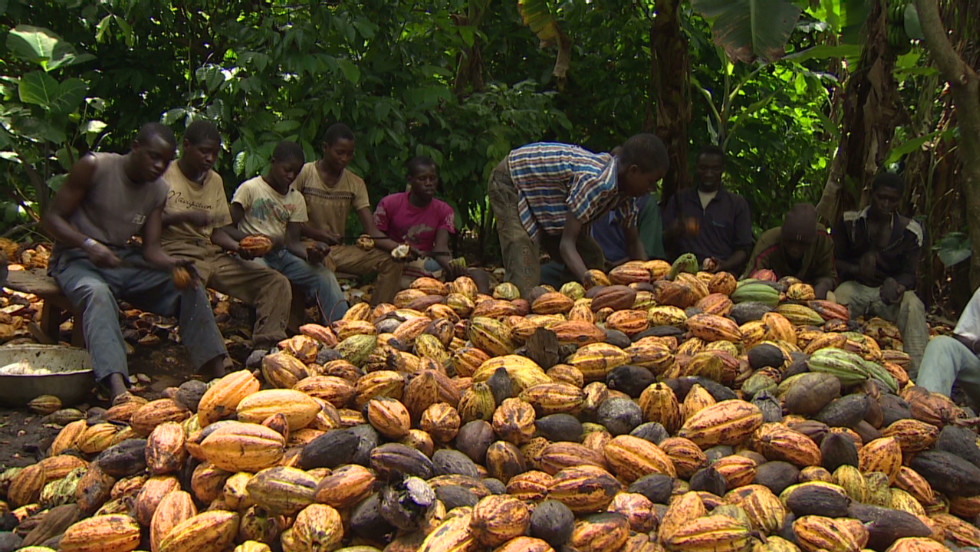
left=6, top=25, right=60, bottom=63
left=934, top=232, right=972, bottom=267
left=18, top=71, right=59, bottom=107
left=6, top=25, right=89, bottom=71
left=691, top=0, right=803, bottom=63
left=18, top=72, right=87, bottom=115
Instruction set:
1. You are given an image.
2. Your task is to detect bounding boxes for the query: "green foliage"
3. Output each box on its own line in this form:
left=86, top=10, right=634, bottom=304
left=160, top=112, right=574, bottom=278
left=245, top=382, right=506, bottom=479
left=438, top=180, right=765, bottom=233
left=0, top=21, right=106, bottom=231
left=0, top=0, right=960, bottom=276
left=691, top=0, right=803, bottom=62
left=934, top=232, right=971, bottom=268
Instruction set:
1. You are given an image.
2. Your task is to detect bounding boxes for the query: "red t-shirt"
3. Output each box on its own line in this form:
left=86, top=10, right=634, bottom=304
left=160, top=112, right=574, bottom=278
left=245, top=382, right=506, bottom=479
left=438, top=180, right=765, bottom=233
left=374, top=192, right=456, bottom=252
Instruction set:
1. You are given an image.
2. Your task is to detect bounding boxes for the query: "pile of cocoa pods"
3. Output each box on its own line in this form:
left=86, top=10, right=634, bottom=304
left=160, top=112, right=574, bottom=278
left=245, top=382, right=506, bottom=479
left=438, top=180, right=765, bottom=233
left=1, top=259, right=979, bottom=552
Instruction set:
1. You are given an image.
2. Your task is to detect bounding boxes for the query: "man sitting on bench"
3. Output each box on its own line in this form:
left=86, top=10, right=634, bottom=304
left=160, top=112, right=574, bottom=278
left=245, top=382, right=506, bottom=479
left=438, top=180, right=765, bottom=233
left=44, top=123, right=231, bottom=401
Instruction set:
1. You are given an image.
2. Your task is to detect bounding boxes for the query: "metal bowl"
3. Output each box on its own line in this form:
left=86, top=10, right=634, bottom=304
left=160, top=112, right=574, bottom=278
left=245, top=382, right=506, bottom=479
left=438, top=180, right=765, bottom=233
left=0, top=344, right=94, bottom=407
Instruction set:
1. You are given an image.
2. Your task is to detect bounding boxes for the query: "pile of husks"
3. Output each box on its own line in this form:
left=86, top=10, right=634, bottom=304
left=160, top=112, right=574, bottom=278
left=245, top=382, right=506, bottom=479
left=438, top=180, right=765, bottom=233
left=1, top=259, right=980, bottom=552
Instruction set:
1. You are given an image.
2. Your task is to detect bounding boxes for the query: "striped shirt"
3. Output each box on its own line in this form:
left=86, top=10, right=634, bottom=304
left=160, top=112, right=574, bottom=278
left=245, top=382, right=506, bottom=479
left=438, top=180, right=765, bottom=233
left=507, top=143, right=637, bottom=240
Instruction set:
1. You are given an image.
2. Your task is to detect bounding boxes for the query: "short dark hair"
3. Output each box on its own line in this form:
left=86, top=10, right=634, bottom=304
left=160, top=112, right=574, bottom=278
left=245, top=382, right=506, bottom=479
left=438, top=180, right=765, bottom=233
left=872, top=172, right=905, bottom=194
left=135, top=123, right=176, bottom=148
left=272, top=141, right=305, bottom=164
left=618, top=133, right=669, bottom=173
left=698, top=144, right=726, bottom=163
left=323, top=123, right=355, bottom=146
left=184, top=120, right=220, bottom=146
left=407, top=155, right=437, bottom=177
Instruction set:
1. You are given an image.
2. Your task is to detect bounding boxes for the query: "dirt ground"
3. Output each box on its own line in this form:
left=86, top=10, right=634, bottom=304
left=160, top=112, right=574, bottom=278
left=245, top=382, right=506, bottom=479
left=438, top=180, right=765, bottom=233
left=0, top=339, right=251, bottom=469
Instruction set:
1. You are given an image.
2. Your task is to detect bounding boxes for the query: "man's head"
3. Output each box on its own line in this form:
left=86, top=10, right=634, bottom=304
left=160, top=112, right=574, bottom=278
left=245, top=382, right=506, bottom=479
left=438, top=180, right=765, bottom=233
left=695, top=145, right=726, bottom=193
left=780, top=203, right=818, bottom=262
left=616, top=133, right=669, bottom=197
left=322, top=123, right=356, bottom=172
left=268, top=141, right=305, bottom=191
left=180, top=120, right=221, bottom=176
left=130, top=123, right=177, bottom=183
left=870, top=172, right=905, bottom=217
left=407, top=155, right=438, bottom=202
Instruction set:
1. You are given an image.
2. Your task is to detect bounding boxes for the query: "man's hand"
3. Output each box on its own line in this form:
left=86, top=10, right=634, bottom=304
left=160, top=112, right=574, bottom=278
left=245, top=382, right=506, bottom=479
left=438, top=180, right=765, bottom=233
left=393, top=246, right=423, bottom=263
left=172, top=258, right=203, bottom=288
left=814, top=278, right=834, bottom=300
left=880, top=277, right=906, bottom=305
left=321, top=230, right=342, bottom=246
left=702, top=257, right=720, bottom=273
left=445, top=260, right=467, bottom=280
left=582, top=270, right=599, bottom=288
left=235, top=242, right=255, bottom=261
left=953, top=333, right=980, bottom=355
left=858, top=251, right=878, bottom=282
left=82, top=239, right=121, bottom=268
left=306, top=243, right=330, bottom=265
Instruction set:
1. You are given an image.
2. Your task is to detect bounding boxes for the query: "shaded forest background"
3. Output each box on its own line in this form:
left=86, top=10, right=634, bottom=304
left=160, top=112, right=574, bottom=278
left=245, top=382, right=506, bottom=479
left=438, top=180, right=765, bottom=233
left=0, top=0, right=976, bottom=314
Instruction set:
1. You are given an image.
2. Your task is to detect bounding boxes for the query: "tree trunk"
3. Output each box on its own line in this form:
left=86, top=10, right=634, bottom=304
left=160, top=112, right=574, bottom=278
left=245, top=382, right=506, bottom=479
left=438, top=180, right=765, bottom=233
left=815, top=0, right=900, bottom=226
left=916, top=0, right=980, bottom=289
left=648, top=0, right=692, bottom=201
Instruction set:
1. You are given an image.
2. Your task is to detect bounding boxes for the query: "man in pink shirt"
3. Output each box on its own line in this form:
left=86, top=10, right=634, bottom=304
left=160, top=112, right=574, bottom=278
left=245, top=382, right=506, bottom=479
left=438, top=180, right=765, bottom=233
left=375, top=156, right=487, bottom=290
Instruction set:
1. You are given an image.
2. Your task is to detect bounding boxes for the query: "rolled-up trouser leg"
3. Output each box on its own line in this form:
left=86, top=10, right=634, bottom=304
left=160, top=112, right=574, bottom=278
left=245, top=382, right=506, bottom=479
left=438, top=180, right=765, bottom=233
left=916, top=335, right=980, bottom=403
left=488, top=161, right=539, bottom=298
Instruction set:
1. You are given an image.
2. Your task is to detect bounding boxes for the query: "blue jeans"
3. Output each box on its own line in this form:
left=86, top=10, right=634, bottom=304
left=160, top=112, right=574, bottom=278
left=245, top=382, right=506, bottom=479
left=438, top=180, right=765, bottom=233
left=260, top=249, right=349, bottom=323
left=51, top=247, right=227, bottom=382
left=916, top=335, right=980, bottom=405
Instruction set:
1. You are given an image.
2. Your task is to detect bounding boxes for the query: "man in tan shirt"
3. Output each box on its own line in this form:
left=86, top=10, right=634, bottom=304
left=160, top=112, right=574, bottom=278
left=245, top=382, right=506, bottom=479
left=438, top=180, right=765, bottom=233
left=161, top=120, right=291, bottom=352
left=292, top=123, right=403, bottom=305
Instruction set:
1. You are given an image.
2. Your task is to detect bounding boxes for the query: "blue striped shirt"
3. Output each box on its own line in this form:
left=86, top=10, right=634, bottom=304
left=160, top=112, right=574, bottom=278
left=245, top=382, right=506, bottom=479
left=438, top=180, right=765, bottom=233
left=507, top=143, right=637, bottom=240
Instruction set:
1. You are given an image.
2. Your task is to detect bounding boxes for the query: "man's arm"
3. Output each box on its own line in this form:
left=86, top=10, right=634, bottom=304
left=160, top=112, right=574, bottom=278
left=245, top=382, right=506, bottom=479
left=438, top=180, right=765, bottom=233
left=742, top=232, right=772, bottom=278
left=558, top=212, right=590, bottom=284
left=661, top=193, right=698, bottom=259
left=430, top=227, right=465, bottom=278
left=300, top=224, right=341, bottom=245
left=285, top=221, right=308, bottom=260
left=832, top=217, right=861, bottom=281
left=357, top=207, right=401, bottom=253
left=142, top=206, right=180, bottom=268
left=43, top=154, right=121, bottom=267
left=624, top=226, right=647, bottom=261
left=717, top=250, right=748, bottom=273
left=210, top=226, right=245, bottom=254
left=893, top=224, right=922, bottom=290
left=719, top=196, right=753, bottom=273
left=809, top=234, right=837, bottom=299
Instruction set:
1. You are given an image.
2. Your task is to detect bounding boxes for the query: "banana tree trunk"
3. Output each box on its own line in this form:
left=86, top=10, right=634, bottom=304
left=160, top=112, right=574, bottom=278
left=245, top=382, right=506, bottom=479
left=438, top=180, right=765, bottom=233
left=648, top=0, right=692, bottom=200
left=915, top=0, right=980, bottom=289
left=815, top=0, right=900, bottom=225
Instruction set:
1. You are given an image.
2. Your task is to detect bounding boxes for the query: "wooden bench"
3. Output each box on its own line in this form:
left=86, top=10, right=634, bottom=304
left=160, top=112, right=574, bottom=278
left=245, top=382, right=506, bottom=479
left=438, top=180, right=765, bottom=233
left=3, top=269, right=85, bottom=346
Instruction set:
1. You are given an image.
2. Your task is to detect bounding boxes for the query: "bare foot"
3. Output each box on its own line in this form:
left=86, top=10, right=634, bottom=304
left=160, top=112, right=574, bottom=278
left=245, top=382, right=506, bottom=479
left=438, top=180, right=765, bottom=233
left=106, top=373, right=130, bottom=403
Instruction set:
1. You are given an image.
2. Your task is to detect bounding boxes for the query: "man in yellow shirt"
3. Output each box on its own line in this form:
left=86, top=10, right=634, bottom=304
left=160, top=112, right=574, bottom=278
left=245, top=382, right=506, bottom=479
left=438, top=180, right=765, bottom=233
left=293, top=123, right=403, bottom=305
left=161, top=120, right=291, bottom=353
